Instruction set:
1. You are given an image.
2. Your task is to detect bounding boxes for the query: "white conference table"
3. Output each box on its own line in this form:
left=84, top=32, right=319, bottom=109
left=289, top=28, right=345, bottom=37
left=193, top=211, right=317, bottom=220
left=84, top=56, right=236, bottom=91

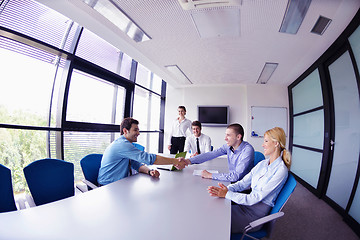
left=0, top=157, right=231, bottom=240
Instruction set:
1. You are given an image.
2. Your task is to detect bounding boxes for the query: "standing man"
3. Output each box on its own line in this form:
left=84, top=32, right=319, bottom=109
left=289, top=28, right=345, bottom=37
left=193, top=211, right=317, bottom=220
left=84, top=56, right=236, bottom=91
left=185, top=123, right=254, bottom=182
left=167, top=106, right=192, bottom=154
left=98, top=117, right=188, bottom=186
left=184, top=121, right=212, bottom=157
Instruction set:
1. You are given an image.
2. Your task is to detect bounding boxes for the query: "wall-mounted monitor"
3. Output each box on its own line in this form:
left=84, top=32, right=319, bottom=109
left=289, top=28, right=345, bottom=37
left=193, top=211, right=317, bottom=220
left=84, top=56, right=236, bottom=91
left=198, top=106, right=229, bottom=127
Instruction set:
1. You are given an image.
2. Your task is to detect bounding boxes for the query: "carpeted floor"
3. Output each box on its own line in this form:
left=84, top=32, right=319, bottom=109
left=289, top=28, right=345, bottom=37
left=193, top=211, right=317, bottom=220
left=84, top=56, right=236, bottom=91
left=271, top=183, right=359, bottom=240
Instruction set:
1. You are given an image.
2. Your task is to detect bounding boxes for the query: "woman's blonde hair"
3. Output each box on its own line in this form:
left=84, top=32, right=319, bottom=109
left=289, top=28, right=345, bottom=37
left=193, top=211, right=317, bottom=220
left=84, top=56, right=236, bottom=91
left=264, top=127, right=291, bottom=169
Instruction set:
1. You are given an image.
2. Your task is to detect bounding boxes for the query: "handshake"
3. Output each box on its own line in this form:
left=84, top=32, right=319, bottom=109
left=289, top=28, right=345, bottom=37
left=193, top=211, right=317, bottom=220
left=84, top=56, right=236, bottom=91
left=173, top=157, right=191, bottom=170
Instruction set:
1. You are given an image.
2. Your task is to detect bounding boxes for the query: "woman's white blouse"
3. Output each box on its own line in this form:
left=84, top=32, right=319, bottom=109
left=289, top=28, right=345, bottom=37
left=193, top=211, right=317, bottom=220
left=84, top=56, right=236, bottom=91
left=225, top=156, right=288, bottom=207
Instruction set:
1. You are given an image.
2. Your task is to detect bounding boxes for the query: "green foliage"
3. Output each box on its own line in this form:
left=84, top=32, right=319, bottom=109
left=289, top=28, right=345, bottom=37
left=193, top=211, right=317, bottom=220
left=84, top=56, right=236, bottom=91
left=0, top=105, right=48, bottom=193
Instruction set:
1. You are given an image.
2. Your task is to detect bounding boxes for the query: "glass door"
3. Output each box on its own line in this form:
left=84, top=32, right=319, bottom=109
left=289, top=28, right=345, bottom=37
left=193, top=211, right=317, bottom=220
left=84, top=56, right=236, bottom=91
left=325, top=49, right=360, bottom=210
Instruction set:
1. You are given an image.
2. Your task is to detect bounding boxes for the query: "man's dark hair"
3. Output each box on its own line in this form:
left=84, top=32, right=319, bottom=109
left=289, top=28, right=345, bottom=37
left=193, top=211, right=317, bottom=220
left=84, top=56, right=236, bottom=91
left=120, top=117, right=139, bottom=135
left=192, top=120, right=202, bottom=129
left=227, top=123, right=244, bottom=141
left=178, top=106, right=186, bottom=112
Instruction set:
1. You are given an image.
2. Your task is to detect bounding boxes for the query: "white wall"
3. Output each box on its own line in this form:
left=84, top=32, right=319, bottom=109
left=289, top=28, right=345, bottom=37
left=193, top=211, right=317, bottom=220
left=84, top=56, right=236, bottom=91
left=245, top=84, right=289, bottom=152
left=164, top=84, right=289, bottom=154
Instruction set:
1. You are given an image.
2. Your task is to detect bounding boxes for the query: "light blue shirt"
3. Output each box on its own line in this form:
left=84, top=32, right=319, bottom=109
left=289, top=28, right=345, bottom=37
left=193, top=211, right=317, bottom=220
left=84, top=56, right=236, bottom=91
left=98, top=136, right=157, bottom=185
left=225, top=156, right=288, bottom=207
left=190, top=141, right=254, bottom=182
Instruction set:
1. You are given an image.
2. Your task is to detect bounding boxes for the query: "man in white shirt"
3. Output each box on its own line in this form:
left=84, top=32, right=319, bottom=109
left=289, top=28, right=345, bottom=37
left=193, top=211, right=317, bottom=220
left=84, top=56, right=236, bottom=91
left=184, top=121, right=212, bottom=157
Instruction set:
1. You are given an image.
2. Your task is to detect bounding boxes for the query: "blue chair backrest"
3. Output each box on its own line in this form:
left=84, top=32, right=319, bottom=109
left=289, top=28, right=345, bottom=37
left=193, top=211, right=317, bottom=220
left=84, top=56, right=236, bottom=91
left=0, top=164, right=17, bottom=213
left=270, top=173, right=296, bottom=214
left=80, top=154, right=103, bottom=186
left=254, top=151, right=265, bottom=166
left=23, top=158, right=74, bottom=206
left=132, top=143, right=145, bottom=151
left=231, top=173, right=296, bottom=240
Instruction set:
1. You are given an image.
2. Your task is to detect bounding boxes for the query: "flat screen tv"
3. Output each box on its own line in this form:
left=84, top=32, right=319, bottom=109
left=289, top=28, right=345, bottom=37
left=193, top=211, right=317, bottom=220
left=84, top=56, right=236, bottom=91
left=198, top=106, right=229, bottom=127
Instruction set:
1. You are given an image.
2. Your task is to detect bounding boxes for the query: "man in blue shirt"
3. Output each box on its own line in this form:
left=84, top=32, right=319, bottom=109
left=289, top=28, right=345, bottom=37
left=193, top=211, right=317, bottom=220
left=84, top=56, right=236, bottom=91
left=185, top=123, right=254, bottom=182
left=98, top=118, right=187, bottom=185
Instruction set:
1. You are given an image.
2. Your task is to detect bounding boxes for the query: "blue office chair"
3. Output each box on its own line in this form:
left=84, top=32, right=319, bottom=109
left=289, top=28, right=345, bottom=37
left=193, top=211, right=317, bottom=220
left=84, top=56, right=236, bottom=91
left=231, top=173, right=297, bottom=240
left=254, top=151, right=265, bottom=166
left=0, top=164, right=17, bottom=213
left=23, top=158, right=75, bottom=206
left=132, top=143, right=145, bottom=151
left=80, top=154, right=103, bottom=190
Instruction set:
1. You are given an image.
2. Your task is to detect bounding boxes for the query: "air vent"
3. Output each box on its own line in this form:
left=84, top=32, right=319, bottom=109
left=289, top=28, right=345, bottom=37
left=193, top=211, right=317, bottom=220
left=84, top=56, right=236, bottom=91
left=178, top=0, right=242, bottom=10
left=311, top=16, right=332, bottom=35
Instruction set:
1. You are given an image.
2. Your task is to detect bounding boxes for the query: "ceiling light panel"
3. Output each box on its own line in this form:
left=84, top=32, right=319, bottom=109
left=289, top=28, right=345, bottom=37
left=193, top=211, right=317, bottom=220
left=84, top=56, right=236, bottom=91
left=191, top=8, right=240, bottom=38
left=83, top=0, right=150, bottom=42
left=257, top=62, right=278, bottom=84
left=279, top=0, right=312, bottom=34
left=165, top=65, right=193, bottom=85
left=178, top=0, right=242, bottom=10
left=311, top=15, right=332, bottom=35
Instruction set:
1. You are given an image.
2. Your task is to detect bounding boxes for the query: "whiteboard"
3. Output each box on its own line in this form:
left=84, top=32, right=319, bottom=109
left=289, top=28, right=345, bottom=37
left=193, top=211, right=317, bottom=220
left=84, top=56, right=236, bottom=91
left=251, top=107, right=287, bottom=137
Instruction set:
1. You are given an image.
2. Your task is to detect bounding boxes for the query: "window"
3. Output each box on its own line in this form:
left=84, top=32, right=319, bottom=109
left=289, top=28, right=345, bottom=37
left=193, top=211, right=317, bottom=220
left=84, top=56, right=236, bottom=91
left=133, top=86, right=161, bottom=131
left=0, top=0, right=166, bottom=196
left=0, top=38, right=63, bottom=127
left=64, top=131, right=113, bottom=180
left=66, top=70, right=125, bottom=124
left=0, top=128, right=50, bottom=193
left=136, top=63, right=163, bottom=94
left=0, top=0, right=78, bottom=52
left=76, top=28, right=122, bottom=74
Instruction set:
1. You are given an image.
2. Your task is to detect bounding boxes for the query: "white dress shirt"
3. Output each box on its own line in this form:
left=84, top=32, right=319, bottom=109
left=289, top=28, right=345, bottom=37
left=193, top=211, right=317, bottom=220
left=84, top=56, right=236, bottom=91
left=225, top=156, right=288, bottom=207
left=184, top=133, right=211, bottom=154
left=168, top=117, right=192, bottom=145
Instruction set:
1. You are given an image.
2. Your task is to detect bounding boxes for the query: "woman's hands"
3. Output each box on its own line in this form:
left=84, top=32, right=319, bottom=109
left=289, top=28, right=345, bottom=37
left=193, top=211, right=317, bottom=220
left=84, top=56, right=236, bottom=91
left=207, top=183, right=228, bottom=198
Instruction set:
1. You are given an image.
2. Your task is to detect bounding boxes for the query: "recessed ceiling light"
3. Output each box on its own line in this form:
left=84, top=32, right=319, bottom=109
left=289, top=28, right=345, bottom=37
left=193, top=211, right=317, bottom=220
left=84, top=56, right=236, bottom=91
left=311, top=16, right=332, bottom=35
left=279, top=0, right=312, bottom=34
left=165, top=65, right=192, bottom=85
left=83, top=0, right=151, bottom=42
left=257, top=62, right=278, bottom=84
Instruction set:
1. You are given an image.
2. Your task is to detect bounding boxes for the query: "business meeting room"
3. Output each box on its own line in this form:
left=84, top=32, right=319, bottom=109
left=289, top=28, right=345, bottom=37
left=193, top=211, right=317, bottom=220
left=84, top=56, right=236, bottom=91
left=0, top=0, right=359, bottom=239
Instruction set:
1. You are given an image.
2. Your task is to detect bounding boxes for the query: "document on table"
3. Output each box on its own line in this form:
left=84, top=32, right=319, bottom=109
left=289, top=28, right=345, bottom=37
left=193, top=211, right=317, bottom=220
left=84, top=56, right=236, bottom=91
left=193, top=170, right=219, bottom=176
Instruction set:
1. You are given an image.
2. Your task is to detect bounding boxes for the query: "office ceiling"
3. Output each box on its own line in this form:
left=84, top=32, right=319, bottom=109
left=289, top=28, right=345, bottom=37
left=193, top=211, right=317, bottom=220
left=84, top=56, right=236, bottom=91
left=37, top=0, right=359, bottom=87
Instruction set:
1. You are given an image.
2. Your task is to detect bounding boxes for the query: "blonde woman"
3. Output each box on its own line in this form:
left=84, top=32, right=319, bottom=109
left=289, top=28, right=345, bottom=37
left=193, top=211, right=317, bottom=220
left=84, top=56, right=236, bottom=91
left=208, top=127, right=291, bottom=233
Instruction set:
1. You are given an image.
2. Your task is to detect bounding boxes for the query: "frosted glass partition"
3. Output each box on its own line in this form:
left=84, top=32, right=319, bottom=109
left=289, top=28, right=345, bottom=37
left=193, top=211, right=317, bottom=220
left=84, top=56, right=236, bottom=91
left=326, top=50, right=360, bottom=209
left=291, top=146, right=322, bottom=188
left=349, top=184, right=360, bottom=223
left=292, top=69, right=323, bottom=115
left=348, top=26, right=360, bottom=223
left=293, top=109, right=324, bottom=149
left=349, top=25, right=360, bottom=75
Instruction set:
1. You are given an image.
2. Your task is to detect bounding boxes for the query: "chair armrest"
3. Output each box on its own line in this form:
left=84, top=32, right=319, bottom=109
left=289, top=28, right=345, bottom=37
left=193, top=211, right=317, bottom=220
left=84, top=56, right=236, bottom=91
left=249, top=212, right=284, bottom=229
left=82, top=179, right=98, bottom=190
left=241, top=212, right=285, bottom=240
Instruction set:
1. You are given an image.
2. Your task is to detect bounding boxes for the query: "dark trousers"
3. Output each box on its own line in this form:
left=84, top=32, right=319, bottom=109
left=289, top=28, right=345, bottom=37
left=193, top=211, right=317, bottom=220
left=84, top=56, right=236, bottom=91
left=170, top=136, right=186, bottom=154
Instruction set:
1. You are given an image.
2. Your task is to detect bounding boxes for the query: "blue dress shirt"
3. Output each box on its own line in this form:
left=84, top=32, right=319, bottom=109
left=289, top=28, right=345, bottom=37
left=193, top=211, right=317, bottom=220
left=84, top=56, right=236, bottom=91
left=98, top=136, right=157, bottom=185
left=225, top=156, right=288, bottom=207
left=190, top=141, right=254, bottom=182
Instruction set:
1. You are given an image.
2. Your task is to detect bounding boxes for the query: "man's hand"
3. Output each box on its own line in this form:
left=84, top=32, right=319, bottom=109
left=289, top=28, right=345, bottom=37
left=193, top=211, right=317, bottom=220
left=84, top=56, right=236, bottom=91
left=168, top=145, right=172, bottom=151
left=201, top=170, right=212, bottom=179
left=173, top=157, right=188, bottom=170
left=183, top=158, right=192, bottom=165
left=149, top=169, right=160, bottom=178
left=207, top=183, right=228, bottom=198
